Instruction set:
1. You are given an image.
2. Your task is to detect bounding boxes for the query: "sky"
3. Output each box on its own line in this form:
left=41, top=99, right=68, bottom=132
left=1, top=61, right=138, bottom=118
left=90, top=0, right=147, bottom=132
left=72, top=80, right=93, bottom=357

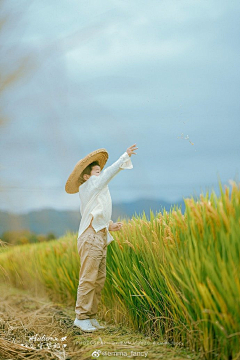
left=0, top=0, right=239, bottom=214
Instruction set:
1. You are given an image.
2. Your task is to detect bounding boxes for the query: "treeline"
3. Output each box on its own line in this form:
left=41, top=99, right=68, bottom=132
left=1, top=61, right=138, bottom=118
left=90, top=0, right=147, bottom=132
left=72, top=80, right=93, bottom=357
left=0, top=229, right=56, bottom=246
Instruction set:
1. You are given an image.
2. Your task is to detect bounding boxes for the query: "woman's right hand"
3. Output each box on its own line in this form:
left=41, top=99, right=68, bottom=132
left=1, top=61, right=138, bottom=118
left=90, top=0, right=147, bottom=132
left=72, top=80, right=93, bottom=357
left=109, top=222, right=123, bottom=232
left=126, top=144, right=138, bottom=157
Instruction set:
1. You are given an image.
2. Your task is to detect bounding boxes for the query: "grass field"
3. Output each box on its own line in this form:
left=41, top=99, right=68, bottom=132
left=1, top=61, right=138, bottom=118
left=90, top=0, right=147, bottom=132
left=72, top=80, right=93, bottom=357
left=0, top=180, right=239, bottom=360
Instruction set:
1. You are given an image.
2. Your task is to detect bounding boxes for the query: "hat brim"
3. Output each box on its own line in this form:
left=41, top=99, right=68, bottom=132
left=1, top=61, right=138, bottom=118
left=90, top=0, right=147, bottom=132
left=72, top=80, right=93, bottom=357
left=65, top=148, right=108, bottom=194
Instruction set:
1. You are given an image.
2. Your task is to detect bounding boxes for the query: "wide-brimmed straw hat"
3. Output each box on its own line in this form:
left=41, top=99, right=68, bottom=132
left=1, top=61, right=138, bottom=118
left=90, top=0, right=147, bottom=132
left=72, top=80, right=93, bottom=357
left=65, top=148, right=108, bottom=194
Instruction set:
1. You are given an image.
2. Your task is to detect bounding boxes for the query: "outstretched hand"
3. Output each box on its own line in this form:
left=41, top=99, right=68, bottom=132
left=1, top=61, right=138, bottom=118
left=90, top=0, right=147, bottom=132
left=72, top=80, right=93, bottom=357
left=109, top=222, right=123, bottom=232
left=126, top=144, right=138, bottom=157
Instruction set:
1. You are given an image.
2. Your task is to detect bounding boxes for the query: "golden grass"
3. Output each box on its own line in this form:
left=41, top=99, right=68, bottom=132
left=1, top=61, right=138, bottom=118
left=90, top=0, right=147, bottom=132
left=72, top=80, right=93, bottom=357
left=0, top=180, right=240, bottom=359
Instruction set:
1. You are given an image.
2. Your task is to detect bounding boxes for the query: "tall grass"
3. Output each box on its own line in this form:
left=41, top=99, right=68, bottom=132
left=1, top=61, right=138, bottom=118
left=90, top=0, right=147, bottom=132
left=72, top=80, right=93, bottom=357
left=0, top=232, right=80, bottom=304
left=0, top=180, right=239, bottom=360
left=104, top=180, right=240, bottom=360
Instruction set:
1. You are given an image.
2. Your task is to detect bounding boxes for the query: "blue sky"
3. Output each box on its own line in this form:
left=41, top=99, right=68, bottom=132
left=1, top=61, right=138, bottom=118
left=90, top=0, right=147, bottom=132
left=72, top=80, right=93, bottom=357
left=0, top=0, right=239, bottom=213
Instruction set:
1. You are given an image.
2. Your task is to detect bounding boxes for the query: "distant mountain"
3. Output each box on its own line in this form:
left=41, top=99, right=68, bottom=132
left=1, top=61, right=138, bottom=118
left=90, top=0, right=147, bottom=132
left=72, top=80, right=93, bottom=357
left=0, top=198, right=186, bottom=238
left=113, top=198, right=186, bottom=219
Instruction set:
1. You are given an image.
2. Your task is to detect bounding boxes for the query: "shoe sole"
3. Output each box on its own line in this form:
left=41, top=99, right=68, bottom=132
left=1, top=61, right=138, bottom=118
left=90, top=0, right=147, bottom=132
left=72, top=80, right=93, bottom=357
left=94, top=326, right=105, bottom=329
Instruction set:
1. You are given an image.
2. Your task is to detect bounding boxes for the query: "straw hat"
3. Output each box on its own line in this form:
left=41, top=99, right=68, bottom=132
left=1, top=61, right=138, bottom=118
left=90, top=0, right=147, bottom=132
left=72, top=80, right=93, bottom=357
left=65, top=148, right=108, bottom=194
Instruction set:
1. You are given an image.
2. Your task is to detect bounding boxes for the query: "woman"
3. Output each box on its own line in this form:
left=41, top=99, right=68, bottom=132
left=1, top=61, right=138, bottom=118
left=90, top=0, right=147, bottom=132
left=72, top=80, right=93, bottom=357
left=65, top=144, right=138, bottom=332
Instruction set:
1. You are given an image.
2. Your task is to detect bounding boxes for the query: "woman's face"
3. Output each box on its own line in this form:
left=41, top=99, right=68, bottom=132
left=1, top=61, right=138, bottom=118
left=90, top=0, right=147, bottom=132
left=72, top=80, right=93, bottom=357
left=90, top=165, right=101, bottom=177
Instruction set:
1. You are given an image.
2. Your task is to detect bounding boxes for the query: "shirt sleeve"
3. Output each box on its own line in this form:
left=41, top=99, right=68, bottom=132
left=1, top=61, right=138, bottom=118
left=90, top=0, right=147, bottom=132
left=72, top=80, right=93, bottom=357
left=90, top=152, right=133, bottom=190
left=119, top=152, right=133, bottom=170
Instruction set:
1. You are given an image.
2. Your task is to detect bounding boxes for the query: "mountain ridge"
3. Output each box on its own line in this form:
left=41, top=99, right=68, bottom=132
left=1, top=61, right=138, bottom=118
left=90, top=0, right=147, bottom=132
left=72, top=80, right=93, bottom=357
left=0, top=198, right=187, bottom=237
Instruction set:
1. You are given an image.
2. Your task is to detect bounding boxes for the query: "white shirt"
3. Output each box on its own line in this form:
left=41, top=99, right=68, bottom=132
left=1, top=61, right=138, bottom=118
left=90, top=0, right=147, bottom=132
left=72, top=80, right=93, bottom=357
left=78, top=151, right=133, bottom=245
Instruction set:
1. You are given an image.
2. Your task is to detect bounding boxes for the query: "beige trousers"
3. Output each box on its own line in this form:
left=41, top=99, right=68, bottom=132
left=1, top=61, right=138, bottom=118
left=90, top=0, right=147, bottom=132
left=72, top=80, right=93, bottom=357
left=75, top=226, right=107, bottom=320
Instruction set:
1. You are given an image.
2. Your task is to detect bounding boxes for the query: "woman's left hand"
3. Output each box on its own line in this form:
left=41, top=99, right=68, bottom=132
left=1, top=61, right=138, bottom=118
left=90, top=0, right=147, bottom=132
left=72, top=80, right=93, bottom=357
left=109, top=222, right=123, bottom=232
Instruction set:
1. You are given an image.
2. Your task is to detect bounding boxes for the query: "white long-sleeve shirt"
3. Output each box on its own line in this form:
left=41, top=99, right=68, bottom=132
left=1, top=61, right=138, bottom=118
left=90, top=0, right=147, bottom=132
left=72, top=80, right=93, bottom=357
left=78, top=151, right=133, bottom=245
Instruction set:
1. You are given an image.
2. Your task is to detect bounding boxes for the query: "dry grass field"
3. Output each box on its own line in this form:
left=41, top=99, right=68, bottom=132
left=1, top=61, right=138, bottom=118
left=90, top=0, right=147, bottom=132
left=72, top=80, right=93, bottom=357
left=0, top=283, right=199, bottom=360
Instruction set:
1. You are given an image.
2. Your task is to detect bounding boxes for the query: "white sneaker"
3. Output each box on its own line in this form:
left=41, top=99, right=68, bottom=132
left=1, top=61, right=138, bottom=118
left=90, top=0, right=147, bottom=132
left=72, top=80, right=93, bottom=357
left=90, top=318, right=105, bottom=329
left=73, top=318, right=98, bottom=332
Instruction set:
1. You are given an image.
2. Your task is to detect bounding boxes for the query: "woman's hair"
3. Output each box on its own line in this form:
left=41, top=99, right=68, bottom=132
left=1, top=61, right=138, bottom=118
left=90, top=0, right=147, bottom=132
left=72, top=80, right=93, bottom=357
left=81, top=161, right=100, bottom=183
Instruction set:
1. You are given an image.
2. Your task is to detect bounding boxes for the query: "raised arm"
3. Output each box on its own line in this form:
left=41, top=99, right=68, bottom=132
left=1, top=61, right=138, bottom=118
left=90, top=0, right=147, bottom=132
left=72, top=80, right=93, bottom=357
left=90, top=152, right=132, bottom=190
left=91, top=144, right=138, bottom=190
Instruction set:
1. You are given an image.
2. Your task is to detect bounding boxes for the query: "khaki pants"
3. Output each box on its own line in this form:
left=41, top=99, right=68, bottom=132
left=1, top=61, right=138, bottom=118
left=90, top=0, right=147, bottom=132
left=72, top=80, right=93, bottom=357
left=75, top=226, right=107, bottom=320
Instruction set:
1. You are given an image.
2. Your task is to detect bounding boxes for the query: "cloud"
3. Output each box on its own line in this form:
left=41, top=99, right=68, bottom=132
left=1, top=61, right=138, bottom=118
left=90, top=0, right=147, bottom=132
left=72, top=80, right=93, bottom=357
left=0, top=0, right=240, bottom=213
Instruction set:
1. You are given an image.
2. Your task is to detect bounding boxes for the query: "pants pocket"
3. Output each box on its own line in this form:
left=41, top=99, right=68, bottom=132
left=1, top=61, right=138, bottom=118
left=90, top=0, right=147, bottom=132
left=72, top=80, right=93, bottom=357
left=93, top=233, right=105, bottom=247
left=78, top=234, right=103, bottom=258
left=83, top=237, right=95, bottom=252
left=77, top=234, right=93, bottom=254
